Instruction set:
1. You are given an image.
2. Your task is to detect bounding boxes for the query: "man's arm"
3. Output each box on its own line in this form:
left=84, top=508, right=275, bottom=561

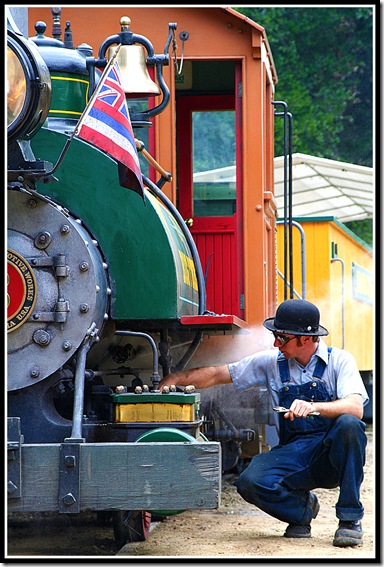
left=285, top=393, right=364, bottom=421
left=159, top=365, right=232, bottom=390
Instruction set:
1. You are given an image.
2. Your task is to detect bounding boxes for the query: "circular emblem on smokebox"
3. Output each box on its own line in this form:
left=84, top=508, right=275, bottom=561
left=7, top=249, right=37, bottom=333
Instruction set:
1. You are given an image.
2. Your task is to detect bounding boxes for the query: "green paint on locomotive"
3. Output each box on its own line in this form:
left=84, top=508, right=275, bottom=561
left=48, top=72, right=89, bottom=119
left=31, top=128, right=200, bottom=319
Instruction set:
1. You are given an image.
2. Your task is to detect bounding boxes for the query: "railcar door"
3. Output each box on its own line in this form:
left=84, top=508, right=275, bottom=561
left=176, top=60, right=244, bottom=318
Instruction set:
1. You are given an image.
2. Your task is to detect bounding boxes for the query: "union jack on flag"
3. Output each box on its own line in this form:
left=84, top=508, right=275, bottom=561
left=75, top=58, right=144, bottom=199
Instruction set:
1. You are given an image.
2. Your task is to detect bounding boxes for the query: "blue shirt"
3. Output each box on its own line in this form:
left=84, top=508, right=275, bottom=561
left=228, top=338, right=369, bottom=427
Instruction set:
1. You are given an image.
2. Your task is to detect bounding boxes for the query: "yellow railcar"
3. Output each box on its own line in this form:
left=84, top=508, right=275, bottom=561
left=277, top=217, right=373, bottom=374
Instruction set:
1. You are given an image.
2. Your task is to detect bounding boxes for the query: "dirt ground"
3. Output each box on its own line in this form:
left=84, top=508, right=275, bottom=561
left=6, top=424, right=377, bottom=561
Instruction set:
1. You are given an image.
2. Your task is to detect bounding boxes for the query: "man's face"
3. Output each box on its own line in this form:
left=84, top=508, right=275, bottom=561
left=272, top=332, right=308, bottom=358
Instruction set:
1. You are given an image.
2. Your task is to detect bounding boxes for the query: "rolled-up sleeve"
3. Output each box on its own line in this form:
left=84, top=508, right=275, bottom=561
left=329, top=348, right=370, bottom=406
left=228, top=350, right=277, bottom=392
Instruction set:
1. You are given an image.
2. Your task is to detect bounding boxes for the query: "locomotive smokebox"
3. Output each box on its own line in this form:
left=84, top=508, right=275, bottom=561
left=7, top=189, right=109, bottom=391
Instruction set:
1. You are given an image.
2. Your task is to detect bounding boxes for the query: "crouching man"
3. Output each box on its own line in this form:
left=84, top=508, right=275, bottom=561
left=159, top=299, right=369, bottom=547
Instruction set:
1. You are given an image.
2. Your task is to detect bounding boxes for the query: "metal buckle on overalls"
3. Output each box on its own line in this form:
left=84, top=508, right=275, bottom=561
left=273, top=406, right=320, bottom=416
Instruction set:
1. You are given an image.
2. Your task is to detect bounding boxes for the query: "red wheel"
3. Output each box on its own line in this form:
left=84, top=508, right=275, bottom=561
left=113, top=510, right=151, bottom=547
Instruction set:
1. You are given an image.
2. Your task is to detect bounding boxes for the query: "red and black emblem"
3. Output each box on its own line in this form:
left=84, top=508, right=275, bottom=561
left=7, top=249, right=37, bottom=332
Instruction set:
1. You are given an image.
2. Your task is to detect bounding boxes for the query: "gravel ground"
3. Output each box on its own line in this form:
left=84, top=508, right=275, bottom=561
left=6, top=424, right=376, bottom=561
left=118, top=423, right=376, bottom=560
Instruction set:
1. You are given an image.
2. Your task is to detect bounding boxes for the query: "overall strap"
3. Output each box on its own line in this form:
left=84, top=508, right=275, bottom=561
left=312, top=346, right=333, bottom=378
left=277, top=352, right=290, bottom=383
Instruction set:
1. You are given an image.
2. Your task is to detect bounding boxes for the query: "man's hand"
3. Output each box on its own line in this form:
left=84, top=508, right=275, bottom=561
left=158, top=375, right=179, bottom=390
left=158, top=365, right=232, bottom=391
left=284, top=394, right=364, bottom=421
left=284, top=400, right=317, bottom=420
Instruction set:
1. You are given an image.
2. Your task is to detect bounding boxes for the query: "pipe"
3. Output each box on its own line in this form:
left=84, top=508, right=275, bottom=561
left=142, top=173, right=206, bottom=314
left=142, top=175, right=206, bottom=373
left=65, top=336, right=93, bottom=442
left=273, top=101, right=293, bottom=300
left=288, top=112, right=293, bottom=298
left=171, top=330, right=203, bottom=373
left=274, top=102, right=288, bottom=300
left=330, top=257, right=345, bottom=348
left=276, top=220, right=306, bottom=299
left=277, top=270, right=301, bottom=299
left=115, top=330, right=161, bottom=390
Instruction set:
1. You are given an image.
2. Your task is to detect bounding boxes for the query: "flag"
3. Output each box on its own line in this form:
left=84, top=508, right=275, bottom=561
left=75, top=56, right=145, bottom=200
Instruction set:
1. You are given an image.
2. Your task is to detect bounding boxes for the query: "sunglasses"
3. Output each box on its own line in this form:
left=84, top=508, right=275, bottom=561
left=272, top=332, right=297, bottom=346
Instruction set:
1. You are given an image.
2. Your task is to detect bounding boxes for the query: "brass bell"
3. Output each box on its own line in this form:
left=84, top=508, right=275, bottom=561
left=109, top=43, right=161, bottom=98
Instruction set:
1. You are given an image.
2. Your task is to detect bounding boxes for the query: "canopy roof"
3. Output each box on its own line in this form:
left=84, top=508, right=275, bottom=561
left=274, top=153, right=373, bottom=222
left=193, top=154, right=373, bottom=223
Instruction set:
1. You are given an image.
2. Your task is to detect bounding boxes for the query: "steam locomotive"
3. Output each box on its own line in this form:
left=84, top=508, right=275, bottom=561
left=7, top=10, right=270, bottom=545
left=8, top=6, right=373, bottom=550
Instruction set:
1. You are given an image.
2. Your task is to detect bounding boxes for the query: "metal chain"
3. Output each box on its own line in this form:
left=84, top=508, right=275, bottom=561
left=172, top=28, right=184, bottom=76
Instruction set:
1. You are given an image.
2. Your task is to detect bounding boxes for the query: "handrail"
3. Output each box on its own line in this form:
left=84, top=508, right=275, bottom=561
left=273, top=101, right=293, bottom=299
left=330, top=257, right=345, bottom=348
left=276, top=220, right=306, bottom=299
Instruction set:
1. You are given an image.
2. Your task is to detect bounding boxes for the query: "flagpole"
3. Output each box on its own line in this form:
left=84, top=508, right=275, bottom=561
left=43, top=45, right=122, bottom=177
left=73, top=44, right=122, bottom=137
left=135, top=138, right=172, bottom=181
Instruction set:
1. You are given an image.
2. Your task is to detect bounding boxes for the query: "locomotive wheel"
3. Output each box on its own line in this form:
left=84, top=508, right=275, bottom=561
left=96, top=511, right=114, bottom=526
left=113, top=510, right=152, bottom=547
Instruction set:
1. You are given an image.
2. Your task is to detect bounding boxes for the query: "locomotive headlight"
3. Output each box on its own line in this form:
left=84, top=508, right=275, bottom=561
left=7, top=29, right=51, bottom=144
left=7, top=46, right=27, bottom=128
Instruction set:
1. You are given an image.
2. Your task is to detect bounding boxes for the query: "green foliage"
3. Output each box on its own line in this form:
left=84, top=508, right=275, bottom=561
left=235, top=7, right=374, bottom=244
left=344, top=219, right=373, bottom=247
left=235, top=7, right=373, bottom=167
left=193, top=111, right=236, bottom=172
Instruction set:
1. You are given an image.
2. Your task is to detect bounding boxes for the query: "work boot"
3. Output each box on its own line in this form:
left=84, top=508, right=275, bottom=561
left=284, top=524, right=311, bottom=538
left=309, top=493, right=320, bottom=519
left=333, top=520, right=363, bottom=547
left=284, top=493, right=320, bottom=538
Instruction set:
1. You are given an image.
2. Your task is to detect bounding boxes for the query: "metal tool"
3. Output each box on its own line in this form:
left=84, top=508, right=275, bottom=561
left=273, top=406, right=320, bottom=416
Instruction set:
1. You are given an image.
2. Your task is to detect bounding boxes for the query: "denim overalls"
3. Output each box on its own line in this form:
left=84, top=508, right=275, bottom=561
left=234, top=349, right=367, bottom=526
left=277, top=348, right=334, bottom=445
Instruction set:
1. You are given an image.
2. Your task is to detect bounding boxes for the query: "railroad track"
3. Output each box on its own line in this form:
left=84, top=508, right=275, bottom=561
left=7, top=511, right=139, bottom=557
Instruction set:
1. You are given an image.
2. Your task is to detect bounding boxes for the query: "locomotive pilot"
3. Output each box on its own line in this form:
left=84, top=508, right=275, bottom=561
left=159, top=299, right=369, bottom=548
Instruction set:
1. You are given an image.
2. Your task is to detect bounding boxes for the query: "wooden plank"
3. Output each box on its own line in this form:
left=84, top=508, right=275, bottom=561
left=8, top=442, right=221, bottom=513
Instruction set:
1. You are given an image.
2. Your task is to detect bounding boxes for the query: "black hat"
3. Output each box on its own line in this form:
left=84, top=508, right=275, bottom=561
left=263, top=299, right=329, bottom=336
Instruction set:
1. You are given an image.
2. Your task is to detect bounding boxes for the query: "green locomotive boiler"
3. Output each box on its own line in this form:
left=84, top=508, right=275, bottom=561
left=7, top=13, right=233, bottom=545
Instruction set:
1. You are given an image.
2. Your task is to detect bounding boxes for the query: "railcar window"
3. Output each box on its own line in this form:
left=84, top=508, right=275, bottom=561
left=192, top=110, right=236, bottom=216
left=176, top=60, right=235, bottom=94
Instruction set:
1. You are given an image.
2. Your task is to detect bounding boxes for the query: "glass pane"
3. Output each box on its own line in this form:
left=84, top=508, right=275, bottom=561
left=7, top=46, right=27, bottom=128
left=130, top=98, right=149, bottom=177
left=192, top=110, right=236, bottom=217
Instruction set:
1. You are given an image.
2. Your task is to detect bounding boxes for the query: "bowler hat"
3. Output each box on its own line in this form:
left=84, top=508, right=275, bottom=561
left=263, top=299, right=329, bottom=336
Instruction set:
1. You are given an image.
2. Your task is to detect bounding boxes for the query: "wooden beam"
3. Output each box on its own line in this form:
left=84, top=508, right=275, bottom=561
left=8, top=442, right=221, bottom=513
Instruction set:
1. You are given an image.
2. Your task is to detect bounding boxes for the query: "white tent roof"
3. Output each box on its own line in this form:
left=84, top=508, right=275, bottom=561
left=274, top=153, right=373, bottom=222
left=193, top=154, right=373, bottom=223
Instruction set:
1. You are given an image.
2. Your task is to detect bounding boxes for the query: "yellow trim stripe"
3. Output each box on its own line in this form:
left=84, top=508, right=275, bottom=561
left=51, top=76, right=90, bottom=103
left=48, top=109, right=82, bottom=116
left=51, top=76, right=89, bottom=85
